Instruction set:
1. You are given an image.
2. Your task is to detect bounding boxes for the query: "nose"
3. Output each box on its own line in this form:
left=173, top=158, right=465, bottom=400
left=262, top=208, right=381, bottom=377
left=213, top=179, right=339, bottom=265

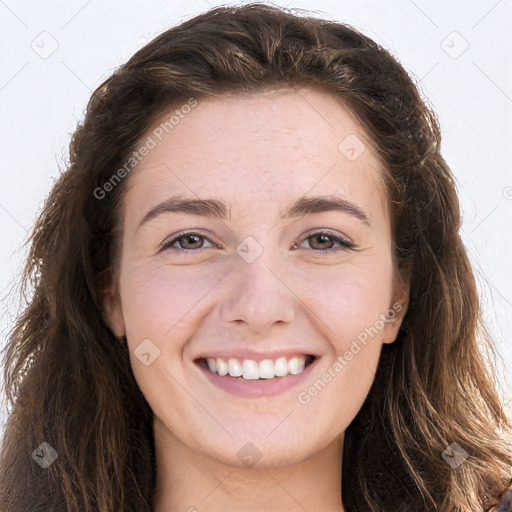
left=219, top=247, right=296, bottom=334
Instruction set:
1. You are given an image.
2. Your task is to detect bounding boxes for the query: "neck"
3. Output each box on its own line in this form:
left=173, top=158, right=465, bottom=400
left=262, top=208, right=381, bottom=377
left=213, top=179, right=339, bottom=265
left=152, top=417, right=346, bottom=512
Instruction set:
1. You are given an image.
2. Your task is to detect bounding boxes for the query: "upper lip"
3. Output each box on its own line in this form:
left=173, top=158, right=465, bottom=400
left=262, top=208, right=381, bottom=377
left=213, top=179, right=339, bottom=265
left=194, top=348, right=319, bottom=362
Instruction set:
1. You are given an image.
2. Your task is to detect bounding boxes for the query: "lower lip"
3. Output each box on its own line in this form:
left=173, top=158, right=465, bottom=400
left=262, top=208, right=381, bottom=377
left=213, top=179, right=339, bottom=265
left=196, top=358, right=318, bottom=398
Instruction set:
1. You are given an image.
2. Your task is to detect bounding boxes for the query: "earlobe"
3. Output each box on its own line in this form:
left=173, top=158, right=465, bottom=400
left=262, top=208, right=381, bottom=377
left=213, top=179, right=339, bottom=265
left=103, top=285, right=126, bottom=339
left=382, top=272, right=410, bottom=345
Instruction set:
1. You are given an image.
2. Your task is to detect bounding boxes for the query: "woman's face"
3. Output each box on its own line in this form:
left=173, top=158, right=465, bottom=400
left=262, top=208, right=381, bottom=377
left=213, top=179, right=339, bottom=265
left=105, top=87, right=409, bottom=469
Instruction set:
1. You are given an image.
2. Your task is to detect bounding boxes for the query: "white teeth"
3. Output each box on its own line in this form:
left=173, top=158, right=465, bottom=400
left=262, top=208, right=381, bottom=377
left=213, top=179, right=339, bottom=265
left=206, top=358, right=217, bottom=373
left=202, top=355, right=311, bottom=380
left=258, top=359, right=275, bottom=379
left=217, top=358, right=228, bottom=376
left=242, top=360, right=259, bottom=380
left=288, top=356, right=306, bottom=375
left=274, top=357, right=288, bottom=377
left=228, top=358, right=243, bottom=377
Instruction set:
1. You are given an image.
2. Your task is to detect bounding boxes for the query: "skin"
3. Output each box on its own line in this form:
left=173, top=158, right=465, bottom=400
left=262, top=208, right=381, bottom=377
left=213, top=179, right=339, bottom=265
left=104, top=87, right=410, bottom=512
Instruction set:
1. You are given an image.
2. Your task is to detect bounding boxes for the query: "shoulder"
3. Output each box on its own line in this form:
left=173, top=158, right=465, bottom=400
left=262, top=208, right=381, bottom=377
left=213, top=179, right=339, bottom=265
left=488, top=481, right=512, bottom=512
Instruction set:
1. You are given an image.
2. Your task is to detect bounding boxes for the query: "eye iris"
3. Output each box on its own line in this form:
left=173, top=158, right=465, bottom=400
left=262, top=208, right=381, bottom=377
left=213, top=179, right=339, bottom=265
left=180, top=234, right=202, bottom=249
left=311, top=234, right=333, bottom=250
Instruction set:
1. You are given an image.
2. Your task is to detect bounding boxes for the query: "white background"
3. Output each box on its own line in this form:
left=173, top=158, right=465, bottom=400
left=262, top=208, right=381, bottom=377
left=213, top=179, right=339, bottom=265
left=1, top=0, right=511, bottom=433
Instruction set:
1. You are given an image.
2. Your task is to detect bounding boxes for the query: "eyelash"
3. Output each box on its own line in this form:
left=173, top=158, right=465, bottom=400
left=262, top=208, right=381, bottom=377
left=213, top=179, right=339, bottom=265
left=160, top=230, right=355, bottom=254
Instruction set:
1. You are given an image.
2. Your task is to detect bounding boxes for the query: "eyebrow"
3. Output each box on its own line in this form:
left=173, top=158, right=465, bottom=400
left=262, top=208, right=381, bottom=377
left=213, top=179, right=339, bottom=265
left=137, top=194, right=371, bottom=232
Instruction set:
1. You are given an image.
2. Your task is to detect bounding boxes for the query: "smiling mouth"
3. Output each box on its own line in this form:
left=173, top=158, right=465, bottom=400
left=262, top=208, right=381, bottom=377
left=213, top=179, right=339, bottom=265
left=196, top=355, right=316, bottom=381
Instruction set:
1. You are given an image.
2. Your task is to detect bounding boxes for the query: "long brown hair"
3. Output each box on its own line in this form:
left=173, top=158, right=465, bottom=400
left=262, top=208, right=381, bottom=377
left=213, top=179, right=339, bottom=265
left=1, top=3, right=511, bottom=511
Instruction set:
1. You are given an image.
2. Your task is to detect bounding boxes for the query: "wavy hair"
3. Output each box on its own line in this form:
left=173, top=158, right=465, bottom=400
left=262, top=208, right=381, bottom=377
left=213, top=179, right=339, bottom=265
left=1, top=3, right=511, bottom=511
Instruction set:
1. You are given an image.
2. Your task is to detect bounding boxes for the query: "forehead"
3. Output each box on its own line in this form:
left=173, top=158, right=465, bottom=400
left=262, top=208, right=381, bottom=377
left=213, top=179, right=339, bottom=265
left=123, top=87, right=387, bottom=225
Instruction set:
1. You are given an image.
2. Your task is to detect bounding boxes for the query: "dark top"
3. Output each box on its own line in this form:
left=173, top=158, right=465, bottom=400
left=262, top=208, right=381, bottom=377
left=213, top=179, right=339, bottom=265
left=488, top=480, right=512, bottom=511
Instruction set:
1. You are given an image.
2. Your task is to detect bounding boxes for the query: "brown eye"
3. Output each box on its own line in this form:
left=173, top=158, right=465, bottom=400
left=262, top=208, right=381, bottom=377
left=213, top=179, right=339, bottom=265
left=178, top=234, right=203, bottom=249
left=161, top=232, right=215, bottom=251
left=298, top=231, right=355, bottom=254
left=308, top=233, right=336, bottom=250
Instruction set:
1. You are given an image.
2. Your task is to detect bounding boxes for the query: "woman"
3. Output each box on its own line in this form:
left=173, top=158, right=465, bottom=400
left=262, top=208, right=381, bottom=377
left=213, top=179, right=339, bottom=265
left=1, top=3, right=511, bottom=511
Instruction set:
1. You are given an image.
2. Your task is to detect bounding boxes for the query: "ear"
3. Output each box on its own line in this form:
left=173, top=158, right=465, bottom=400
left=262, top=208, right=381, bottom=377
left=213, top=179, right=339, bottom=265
left=381, top=266, right=411, bottom=345
left=103, top=282, right=126, bottom=339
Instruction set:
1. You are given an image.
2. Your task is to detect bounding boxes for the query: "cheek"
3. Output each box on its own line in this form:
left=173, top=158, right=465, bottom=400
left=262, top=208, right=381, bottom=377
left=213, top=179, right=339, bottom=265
left=296, top=269, right=389, bottom=430
left=119, top=261, right=222, bottom=342
left=303, top=261, right=395, bottom=342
